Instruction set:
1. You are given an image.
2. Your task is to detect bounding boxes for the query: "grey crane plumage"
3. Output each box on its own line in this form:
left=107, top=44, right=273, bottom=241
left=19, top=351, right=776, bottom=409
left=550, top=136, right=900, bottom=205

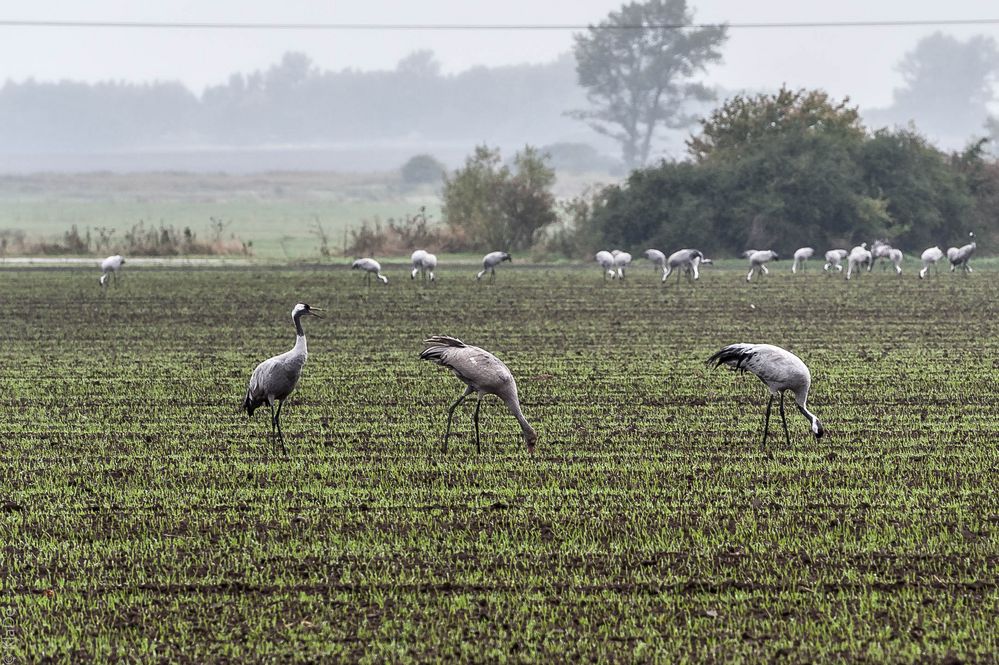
left=611, top=250, right=632, bottom=279
left=791, top=247, right=814, bottom=273
left=410, top=249, right=437, bottom=281
left=746, top=250, right=778, bottom=282
left=643, top=249, right=667, bottom=275
left=99, top=254, right=125, bottom=288
left=595, top=250, right=616, bottom=279
left=846, top=244, right=871, bottom=280
left=242, top=303, right=322, bottom=452
left=948, top=232, right=976, bottom=273
left=420, top=335, right=537, bottom=454
left=886, top=248, right=904, bottom=275
left=662, top=249, right=707, bottom=284
left=869, top=240, right=893, bottom=271
left=352, top=258, right=388, bottom=285
left=823, top=249, right=848, bottom=273
left=476, top=251, right=512, bottom=281
left=707, top=343, right=823, bottom=445
left=919, top=246, right=944, bottom=279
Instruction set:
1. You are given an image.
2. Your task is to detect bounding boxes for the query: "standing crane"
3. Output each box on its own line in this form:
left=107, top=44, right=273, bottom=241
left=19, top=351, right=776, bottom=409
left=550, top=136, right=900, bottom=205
left=886, top=248, right=904, bottom=275
left=410, top=250, right=437, bottom=281
left=611, top=250, right=632, bottom=279
left=919, top=246, right=944, bottom=279
left=791, top=247, right=814, bottom=273
left=242, top=303, right=322, bottom=453
left=845, top=244, right=871, bottom=280
left=823, top=249, right=848, bottom=273
left=746, top=250, right=778, bottom=282
left=352, top=258, right=389, bottom=285
left=595, top=250, right=616, bottom=279
left=869, top=240, right=893, bottom=271
left=948, top=232, right=976, bottom=273
left=476, top=251, right=512, bottom=281
left=662, top=249, right=707, bottom=284
left=420, top=335, right=537, bottom=454
left=99, top=255, right=126, bottom=288
left=707, top=343, right=824, bottom=445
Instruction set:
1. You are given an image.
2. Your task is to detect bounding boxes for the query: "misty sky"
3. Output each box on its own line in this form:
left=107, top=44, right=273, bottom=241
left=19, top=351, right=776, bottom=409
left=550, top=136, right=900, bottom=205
left=1, top=0, right=998, bottom=110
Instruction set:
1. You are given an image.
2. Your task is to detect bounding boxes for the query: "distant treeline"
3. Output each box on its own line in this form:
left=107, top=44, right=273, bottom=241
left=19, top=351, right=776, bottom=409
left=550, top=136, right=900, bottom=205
left=0, top=52, right=591, bottom=153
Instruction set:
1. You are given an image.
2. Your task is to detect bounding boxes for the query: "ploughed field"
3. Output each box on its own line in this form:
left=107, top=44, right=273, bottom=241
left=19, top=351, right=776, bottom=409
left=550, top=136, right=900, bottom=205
left=3, top=264, right=998, bottom=662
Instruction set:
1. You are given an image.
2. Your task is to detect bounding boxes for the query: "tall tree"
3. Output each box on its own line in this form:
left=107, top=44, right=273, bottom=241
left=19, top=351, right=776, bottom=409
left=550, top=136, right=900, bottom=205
left=570, top=0, right=726, bottom=168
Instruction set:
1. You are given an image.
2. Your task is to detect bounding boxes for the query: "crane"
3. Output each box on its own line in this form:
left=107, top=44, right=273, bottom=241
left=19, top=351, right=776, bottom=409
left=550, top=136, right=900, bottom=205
left=643, top=249, right=667, bottom=278
left=99, top=255, right=126, bottom=288
left=948, top=233, right=976, bottom=273
left=823, top=249, right=848, bottom=273
left=662, top=249, right=707, bottom=284
left=791, top=247, right=814, bottom=273
left=411, top=250, right=437, bottom=281
left=352, top=258, right=388, bottom=285
left=596, top=250, right=616, bottom=279
left=707, top=343, right=824, bottom=445
left=420, top=335, right=537, bottom=454
left=242, top=303, right=322, bottom=453
left=611, top=250, right=632, bottom=279
left=845, top=244, right=871, bottom=280
left=919, top=246, right=944, bottom=279
left=476, top=251, right=512, bottom=281
left=746, top=250, right=778, bottom=282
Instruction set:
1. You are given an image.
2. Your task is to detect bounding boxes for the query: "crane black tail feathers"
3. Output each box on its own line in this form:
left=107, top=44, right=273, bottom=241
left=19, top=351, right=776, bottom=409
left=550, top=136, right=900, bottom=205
left=420, top=335, right=466, bottom=363
left=707, top=344, right=755, bottom=372
left=242, top=392, right=259, bottom=417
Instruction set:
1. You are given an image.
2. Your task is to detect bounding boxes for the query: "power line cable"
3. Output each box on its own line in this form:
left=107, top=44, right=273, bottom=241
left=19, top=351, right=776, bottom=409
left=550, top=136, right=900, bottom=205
left=1, top=18, right=999, bottom=31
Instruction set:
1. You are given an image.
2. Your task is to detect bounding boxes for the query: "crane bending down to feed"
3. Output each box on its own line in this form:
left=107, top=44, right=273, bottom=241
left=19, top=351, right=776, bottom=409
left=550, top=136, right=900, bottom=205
left=476, top=251, right=512, bottom=281
left=596, top=250, right=616, bottom=279
left=99, top=255, right=125, bottom=288
left=242, top=303, right=322, bottom=453
left=919, top=246, right=944, bottom=279
left=823, top=249, right=848, bottom=273
left=791, top=247, right=814, bottom=273
left=410, top=250, right=437, bottom=281
left=948, top=233, right=976, bottom=273
left=869, top=240, right=893, bottom=271
left=707, top=343, right=824, bottom=445
left=887, top=248, right=903, bottom=275
left=352, top=258, right=388, bottom=285
left=611, top=250, right=632, bottom=279
left=662, top=249, right=707, bottom=284
left=420, top=335, right=537, bottom=454
left=746, top=250, right=778, bottom=282
left=643, top=249, right=666, bottom=277
left=846, top=244, right=872, bottom=280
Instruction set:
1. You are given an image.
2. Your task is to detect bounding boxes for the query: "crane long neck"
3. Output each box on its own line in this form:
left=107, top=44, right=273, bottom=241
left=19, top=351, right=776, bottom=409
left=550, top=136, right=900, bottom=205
left=293, top=312, right=308, bottom=354
left=503, top=392, right=534, bottom=438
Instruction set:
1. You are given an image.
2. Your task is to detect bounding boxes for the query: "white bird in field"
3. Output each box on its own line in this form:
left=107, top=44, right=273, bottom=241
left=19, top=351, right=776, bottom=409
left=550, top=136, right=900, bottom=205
left=596, top=250, right=616, bottom=279
left=948, top=232, right=976, bottom=273
left=643, top=249, right=667, bottom=277
left=476, top=251, right=512, bottom=281
left=869, top=240, right=893, bottom=271
left=99, top=255, right=125, bottom=288
left=746, top=250, right=778, bottom=282
left=823, top=249, right=849, bottom=273
left=846, top=244, right=871, bottom=280
left=410, top=250, right=437, bottom=281
left=420, top=335, right=537, bottom=454
left=919, top=246, right=944, bottom=279
left=352, top=258, right=388, bottom=285
left=707, top=343, right=824, bottom=445
left=242, top=303, right=322, bottom=452
left=791, top=247, right=814, bottom=273
left=611, top=250, right=632, bottom=279
left=886, top=248, right=904, bottom=275
left=662, top=249, right=707, bottom=284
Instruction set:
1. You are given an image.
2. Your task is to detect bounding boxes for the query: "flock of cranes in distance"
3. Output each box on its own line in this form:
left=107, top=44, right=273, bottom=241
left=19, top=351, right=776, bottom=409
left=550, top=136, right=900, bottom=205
left=90, top=230, right=978, bottom=454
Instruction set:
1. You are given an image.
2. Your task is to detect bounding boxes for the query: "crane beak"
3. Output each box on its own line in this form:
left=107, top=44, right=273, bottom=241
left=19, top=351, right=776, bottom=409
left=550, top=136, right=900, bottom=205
left=309, top=308, right=324, bottom=318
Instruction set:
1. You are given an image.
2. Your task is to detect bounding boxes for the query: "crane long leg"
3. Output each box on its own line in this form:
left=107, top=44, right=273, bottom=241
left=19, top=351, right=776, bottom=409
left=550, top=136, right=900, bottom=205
left=762, top=395, right=774, bottom=444
left=779, top=392, right=791, bottom=446
left=275, top=400, right=287, bottom=454
left=269, top=403, right=276, bottom=438
left=472, top=396, right=482, bottom=454
left=443, top=386, right=474, bottom=453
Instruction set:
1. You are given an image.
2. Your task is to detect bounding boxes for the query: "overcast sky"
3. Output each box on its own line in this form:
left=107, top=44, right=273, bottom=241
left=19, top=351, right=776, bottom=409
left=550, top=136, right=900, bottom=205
left=1, top=0, right=997, bottom=109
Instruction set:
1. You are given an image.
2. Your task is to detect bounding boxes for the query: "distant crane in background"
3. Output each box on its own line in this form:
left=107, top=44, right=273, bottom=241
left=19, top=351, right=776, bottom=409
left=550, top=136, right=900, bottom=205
left=420, top=335, right=537, bottom=454
left=643, top=249, right=666, bottom=278
left=846, top=244, right=871, bottom=280
left=919, top=246, right=944, bottom=279
left=596, top=250, right=616, bottom=279
left=352, top=258, right=388, bottom=285
left=887, top=248, right=904, bottom=275
left=99, top=255, right=125, bottom=288
left=476, top=251, right=512, bottom=281
left=410, top=250, right=437, bottom=281
left=663, top=249, right=707, bottom=284
left=869, top=240, right=893, bottom=271
left=242, top=303, right=322, bottom=453
left=823, top=249, right=848, bottom=273
left=791, top=247, right=814, bottom=273
left=707, top=343, right=824, bottom=445
left=746, top=250, right=778, bottom=282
